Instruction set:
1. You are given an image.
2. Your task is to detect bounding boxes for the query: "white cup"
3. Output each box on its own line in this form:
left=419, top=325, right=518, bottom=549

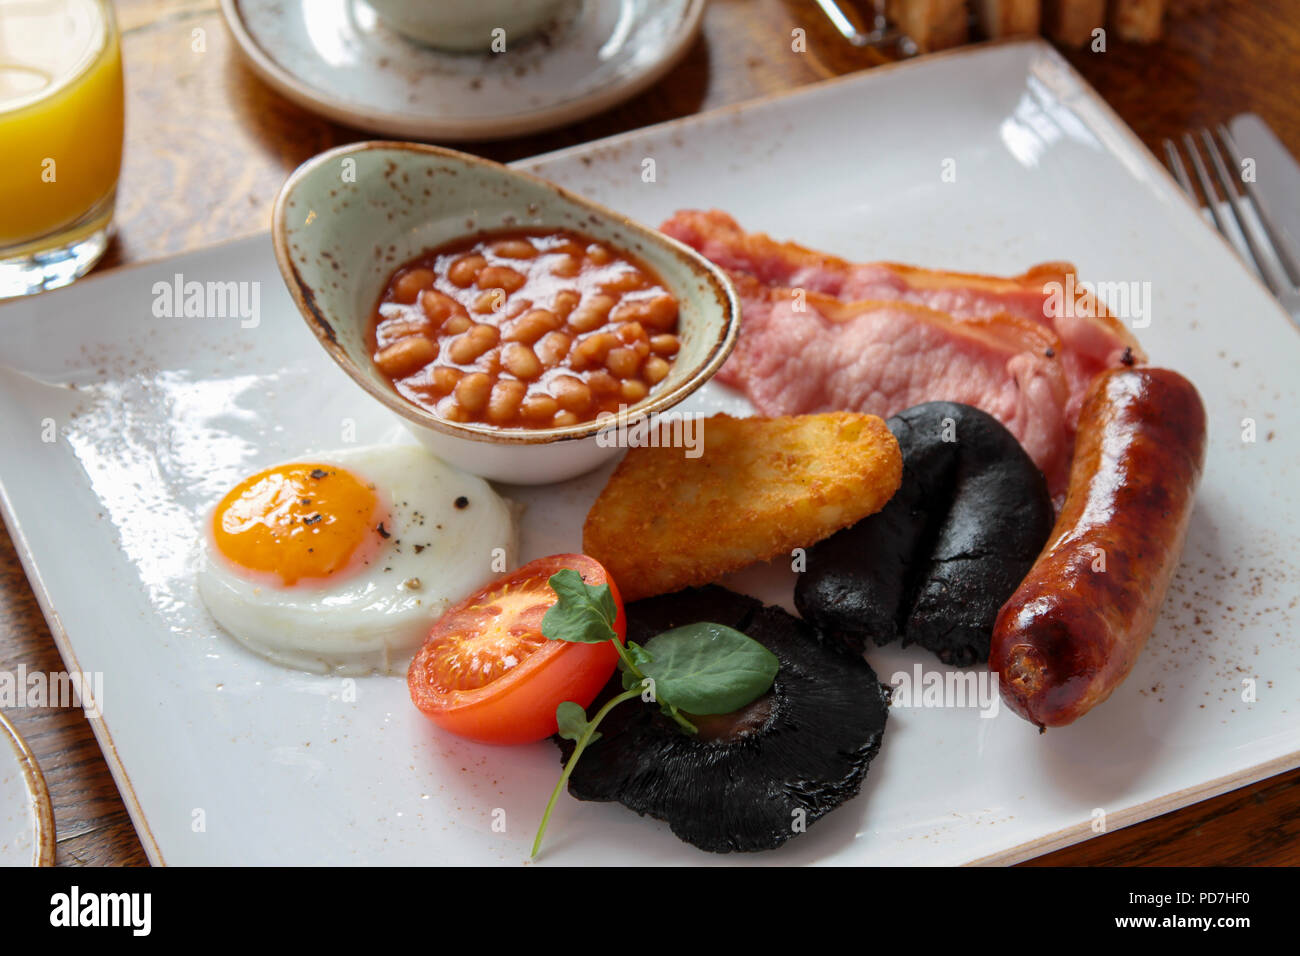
left=367, top=0, right=569, bottom=51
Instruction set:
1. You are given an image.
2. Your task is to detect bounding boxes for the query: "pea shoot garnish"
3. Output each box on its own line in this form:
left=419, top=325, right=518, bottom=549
left=531, top=569, right=778, bottom=858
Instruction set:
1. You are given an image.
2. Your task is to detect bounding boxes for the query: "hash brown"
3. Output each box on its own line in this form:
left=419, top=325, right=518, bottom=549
left=583, top=412, right=902, bottom=601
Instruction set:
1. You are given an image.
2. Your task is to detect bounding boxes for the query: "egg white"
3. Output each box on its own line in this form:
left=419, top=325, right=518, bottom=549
left=197, top=444, right=517, bottom=676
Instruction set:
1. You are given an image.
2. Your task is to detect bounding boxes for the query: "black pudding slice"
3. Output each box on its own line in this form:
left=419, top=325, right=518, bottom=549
left=556, top=587, right=890, bottom=854
left=794, top=401, right=1055, bottom=667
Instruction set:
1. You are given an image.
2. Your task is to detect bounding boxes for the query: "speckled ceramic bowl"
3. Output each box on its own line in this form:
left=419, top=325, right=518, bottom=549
left=272, top=142, right=738, bottom=484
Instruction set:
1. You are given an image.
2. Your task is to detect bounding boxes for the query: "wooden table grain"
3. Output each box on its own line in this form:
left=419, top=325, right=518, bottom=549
left=2, top=0, right=1296, bottom=867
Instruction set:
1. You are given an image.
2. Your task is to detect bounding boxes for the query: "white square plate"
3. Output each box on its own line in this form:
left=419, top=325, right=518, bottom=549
left=1, top=38, right=1297, bottom=865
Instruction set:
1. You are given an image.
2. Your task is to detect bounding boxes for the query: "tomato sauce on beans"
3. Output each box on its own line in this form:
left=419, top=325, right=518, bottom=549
left=369, top=229, right=681, bottom=429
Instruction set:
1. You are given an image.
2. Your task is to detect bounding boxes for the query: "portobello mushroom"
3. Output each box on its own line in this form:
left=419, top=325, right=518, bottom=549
left=794, top=402, right=1054, bottom=667
left=555, top=586, right=890, bottom=853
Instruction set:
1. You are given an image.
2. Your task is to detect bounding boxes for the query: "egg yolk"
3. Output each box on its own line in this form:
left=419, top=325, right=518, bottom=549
left=212, top=463, right=381, bottom=586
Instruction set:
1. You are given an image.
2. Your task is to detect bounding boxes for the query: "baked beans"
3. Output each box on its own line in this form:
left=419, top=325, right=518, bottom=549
left=370, top=229, right=681, bottom=429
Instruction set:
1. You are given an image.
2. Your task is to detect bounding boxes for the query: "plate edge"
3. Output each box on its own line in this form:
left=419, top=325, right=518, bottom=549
left=963, top=748, right=1300, bottom=866
left=0, top=482, right=166, bottom=867
left=0, top=709, right=56, bottom=866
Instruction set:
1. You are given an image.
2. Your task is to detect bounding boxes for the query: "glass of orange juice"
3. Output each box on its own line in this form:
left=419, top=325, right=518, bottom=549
left=0, top=0, right=124, bottom=298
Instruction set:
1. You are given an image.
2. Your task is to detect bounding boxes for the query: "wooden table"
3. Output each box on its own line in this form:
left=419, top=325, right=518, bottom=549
left=2, top=0, right=1297, bottom=867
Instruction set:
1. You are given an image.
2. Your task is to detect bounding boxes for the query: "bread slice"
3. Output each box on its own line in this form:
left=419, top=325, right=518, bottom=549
left=974, top=0, right=1041, bottom=37
left=1112, top=0, right=1165, bottom=41
left=1043, top=0, right=1105, bottom=45
left=887, top=0, right=970, bottom=52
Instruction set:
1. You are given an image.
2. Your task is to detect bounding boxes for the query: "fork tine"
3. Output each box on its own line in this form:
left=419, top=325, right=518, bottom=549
left=1180, top=132, right=1239, bottom=252
left=1217, top=123, right=1300, bottom=288
left=1199, top=128, right=1285, bottom=295
left=1163, top=138, right=1196, bottom=200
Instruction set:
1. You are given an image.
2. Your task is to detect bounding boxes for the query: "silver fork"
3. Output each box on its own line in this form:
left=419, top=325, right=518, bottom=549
left=812, top=0, right=907, bottom=50
left=1163, top=125, right=1300, bottom=320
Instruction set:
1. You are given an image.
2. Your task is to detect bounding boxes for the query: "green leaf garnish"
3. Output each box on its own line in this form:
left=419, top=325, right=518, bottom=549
left=555, top=701, right=600, bottom=744
left=618, top=641, right=654, bottom=691
left=541, top=569, right=619, bottom=644
left=532, top=687, right=640, bottom=859
left=640, top=623, right=779, bottom=715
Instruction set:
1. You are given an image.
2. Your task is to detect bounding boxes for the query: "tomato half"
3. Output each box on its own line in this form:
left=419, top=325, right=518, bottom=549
left=407, top=554, right=625, bottom=745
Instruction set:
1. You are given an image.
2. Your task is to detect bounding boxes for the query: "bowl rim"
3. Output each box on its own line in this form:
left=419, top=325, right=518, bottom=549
left=272, top=140, right=740, bottom=448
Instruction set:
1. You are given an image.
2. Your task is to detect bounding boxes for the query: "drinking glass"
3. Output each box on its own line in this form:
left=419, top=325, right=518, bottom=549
left=0, top=0, right=124, bottom=298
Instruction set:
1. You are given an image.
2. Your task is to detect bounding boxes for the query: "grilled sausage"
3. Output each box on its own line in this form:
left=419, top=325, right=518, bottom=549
left=990, top=367, right=1207, bottom=728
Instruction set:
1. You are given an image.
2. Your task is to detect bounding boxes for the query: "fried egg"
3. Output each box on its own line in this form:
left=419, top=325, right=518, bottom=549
left=197, top=444, right=516, bottom=675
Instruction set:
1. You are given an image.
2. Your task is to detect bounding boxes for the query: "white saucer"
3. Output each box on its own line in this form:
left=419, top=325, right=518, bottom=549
left=0, top=711, right=54, bottom=867
left=221, top=0, right=705, bottom=141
